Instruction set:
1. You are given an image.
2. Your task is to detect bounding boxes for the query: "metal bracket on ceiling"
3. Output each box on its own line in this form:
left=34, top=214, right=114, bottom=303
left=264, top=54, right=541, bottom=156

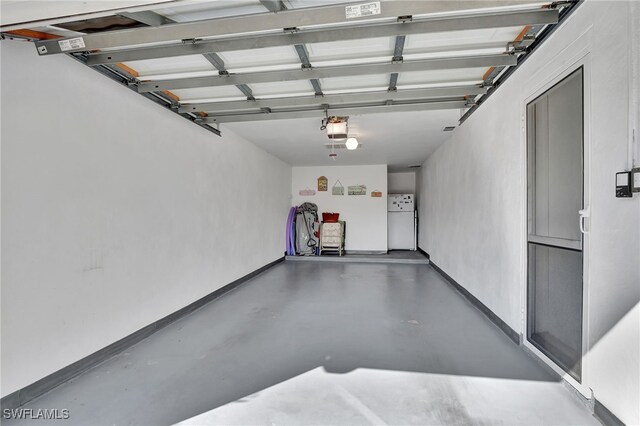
left=260, top=107, right=272, bottom=113
left=119, top=72, right=139, bottom=87
left=218, top=70, right=230, bottom=76
left=391, top=34, right=405, bottom=64
left=397, top=15, right=413, bottom=23
left=181, top=38, right=200, bottom=44
left=482, top=68, right=502, bottom=87
left=310, top=79, right=323, bottom=96
left=99, top=62, right=139, bottom=86
left=388, top=72, right=399, bottom=91
left=154, top=91, right=180, bottom=109
left=549, top=0, right=576, bottom=9
left=508, top=34, right=536, bottom=55
left=283, top=27, right=299, bottom=33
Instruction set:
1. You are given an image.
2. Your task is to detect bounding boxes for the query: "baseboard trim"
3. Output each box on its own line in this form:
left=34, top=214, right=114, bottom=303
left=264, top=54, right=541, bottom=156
left=416, top=247, right=430, bottom=259
left=429, top=261, right=520, bottom=344
left=0, top=256, right=285, bottom=410
left=594, top=399, right=626, bottom=426
left=346, top=250, right=388, bottom=255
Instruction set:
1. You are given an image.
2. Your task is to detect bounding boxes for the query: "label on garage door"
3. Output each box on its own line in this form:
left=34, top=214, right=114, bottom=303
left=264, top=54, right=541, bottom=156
left=58, top=37, right=86, bottom=52
left=345, top=2, right=381, bottom=19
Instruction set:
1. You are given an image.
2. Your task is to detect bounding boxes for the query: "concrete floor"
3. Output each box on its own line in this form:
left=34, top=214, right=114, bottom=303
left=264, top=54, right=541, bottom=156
left=5, top=262, right=597, bottom=425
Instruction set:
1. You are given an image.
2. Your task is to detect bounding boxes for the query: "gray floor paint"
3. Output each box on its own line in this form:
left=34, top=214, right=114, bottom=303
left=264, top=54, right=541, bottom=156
left=5, top=262, right=597, bottom=425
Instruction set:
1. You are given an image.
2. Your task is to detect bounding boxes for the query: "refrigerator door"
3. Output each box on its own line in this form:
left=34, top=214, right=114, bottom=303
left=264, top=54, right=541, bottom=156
left=388, top=194, right=414, bottom=212
left=388, top=211, right=416, bottom=250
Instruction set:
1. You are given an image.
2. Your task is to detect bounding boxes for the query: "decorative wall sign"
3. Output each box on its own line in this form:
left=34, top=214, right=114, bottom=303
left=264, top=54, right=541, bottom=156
left=371, top=190, right=382, bottom=197
left=299, top=188, right=316, bottom=196
left=317, top=176, right=328, bottom=192
left=332, top=180, right=344, bottom=195
left=348, top=184, right=367, bottom=195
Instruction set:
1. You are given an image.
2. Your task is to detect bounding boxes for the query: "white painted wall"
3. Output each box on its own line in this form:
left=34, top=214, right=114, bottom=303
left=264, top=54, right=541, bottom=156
left=0, top=40, right=292, bottom=397
left=291, top=165, right=387, bottom=252
left=417, top=1, right=639, bottom=423
left=388, top=172, right=416, bottom=194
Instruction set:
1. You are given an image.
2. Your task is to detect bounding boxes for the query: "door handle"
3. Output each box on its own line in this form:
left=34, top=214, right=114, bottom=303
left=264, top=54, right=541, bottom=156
left=579, top=206, right=590, bottom=234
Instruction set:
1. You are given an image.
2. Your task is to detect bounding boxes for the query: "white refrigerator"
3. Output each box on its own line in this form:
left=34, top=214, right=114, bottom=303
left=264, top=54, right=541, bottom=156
left=388, top=194, right=417, bottom=250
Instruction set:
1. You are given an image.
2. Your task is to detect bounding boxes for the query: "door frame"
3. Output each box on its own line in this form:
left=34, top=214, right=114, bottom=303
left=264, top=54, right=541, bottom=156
left=520, top=52, right=592, bottom=398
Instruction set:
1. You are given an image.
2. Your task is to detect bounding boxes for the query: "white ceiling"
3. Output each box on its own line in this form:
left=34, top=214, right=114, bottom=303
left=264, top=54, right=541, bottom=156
left=224, top=109, right=461, bottom=169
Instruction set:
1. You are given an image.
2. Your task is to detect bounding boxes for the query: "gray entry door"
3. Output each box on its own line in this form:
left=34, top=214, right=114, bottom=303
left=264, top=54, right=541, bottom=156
left=526, top=68, right=584, bottom=382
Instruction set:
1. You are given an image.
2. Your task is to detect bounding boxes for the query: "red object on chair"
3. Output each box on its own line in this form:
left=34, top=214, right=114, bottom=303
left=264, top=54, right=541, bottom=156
left=323, top=213, right=340, bottom=223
